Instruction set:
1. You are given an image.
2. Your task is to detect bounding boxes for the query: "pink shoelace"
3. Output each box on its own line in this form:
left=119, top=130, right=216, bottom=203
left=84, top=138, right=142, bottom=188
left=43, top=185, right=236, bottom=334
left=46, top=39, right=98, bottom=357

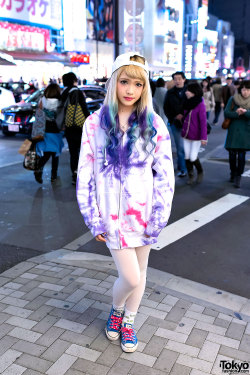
left=109, top=314, right=123, bottom=330
left=121, top=326, right=136, bottom=341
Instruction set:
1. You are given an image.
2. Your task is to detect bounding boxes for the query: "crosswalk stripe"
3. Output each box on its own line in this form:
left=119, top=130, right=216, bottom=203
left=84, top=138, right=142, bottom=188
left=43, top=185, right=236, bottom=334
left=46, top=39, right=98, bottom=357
left=152, top=193, right=249, bottom=250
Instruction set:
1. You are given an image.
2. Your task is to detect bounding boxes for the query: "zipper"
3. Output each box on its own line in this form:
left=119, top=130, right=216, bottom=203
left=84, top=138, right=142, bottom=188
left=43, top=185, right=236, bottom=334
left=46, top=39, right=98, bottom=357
left=184, top=110, right=192, bottom=138
left=117, top=133, right=125, bottom=249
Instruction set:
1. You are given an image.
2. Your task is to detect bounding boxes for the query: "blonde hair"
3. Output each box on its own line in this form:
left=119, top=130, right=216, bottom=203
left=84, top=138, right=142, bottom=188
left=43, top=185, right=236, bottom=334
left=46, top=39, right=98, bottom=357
left=104, top=55, right=153, bottom=115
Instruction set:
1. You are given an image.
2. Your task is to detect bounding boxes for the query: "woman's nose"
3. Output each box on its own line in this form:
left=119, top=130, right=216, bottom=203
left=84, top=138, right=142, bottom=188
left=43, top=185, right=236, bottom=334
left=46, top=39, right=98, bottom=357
left=126, top=84, right=133, bottom=94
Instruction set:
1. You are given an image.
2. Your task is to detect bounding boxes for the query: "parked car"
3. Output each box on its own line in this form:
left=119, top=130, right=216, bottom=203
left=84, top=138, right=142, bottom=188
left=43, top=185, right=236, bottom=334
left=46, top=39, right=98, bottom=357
left=0, top=87, right=16, bottom=122
left=0, top=85, right=106, bottom=136
left=0, top=82, right=35, bottom=102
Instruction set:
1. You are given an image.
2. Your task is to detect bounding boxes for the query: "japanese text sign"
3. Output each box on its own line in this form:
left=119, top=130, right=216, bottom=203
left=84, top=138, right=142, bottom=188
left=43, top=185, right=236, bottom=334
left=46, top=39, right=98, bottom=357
left=0, top=0, right=62, bottom=30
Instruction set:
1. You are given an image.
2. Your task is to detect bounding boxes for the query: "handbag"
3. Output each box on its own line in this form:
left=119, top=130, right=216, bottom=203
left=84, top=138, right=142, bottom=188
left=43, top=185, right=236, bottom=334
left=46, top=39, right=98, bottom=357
left=23, top=143, right=40, bottom=171
left=31, top=106, right=45, bottom=140
left=222, top=118, right=231, bottom=129
left=222, top=98, right=235, bottom=130
left=65, top=90, right=86, bottom=128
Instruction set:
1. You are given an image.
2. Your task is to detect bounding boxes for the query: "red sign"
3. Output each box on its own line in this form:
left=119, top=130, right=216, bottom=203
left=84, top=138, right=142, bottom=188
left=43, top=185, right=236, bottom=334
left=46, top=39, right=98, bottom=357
left=70, top=53, right=90, bottom=64
left=0, top=21, right=50, bottom=52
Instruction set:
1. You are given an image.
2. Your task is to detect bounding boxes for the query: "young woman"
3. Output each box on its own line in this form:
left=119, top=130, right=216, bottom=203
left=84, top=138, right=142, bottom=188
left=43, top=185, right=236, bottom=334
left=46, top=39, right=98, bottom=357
left=224, top=80, right=250, bottom=188
left=181, top=82, right=207, bottom=184
left=201, top=78, right=215, bottom=120
left=76, top=52, right=174, bottom=353
left=34, top=83, right=64, bottom=183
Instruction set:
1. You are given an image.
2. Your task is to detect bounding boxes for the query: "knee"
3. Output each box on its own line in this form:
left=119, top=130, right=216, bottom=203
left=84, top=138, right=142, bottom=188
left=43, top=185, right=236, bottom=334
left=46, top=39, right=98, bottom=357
left=124, top=274, right=141, bottom=290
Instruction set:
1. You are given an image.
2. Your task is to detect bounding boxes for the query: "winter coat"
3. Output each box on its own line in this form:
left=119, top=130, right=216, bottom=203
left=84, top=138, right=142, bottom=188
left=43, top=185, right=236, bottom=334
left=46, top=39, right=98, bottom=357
left=212, top=83, right=222, bottom=102
left=36, top=97, right=64, bottom=157
left=224, top=97, right=250, bottom=150
left=164, top=86, right=186, bottom=123
left=76, top=109, right=175, bottom=250
left=222, top=85, right=235, bottom=107
left=203, top=90, right=215, bottom=112
left=181, top=99, right=207, bottom=141
left=154, top=87, right=168, bottom=125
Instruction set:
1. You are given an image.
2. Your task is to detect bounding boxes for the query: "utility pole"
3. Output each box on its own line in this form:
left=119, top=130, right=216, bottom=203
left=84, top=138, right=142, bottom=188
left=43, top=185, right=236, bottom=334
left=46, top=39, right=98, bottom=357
left=114, top=0, right=119, bottom=58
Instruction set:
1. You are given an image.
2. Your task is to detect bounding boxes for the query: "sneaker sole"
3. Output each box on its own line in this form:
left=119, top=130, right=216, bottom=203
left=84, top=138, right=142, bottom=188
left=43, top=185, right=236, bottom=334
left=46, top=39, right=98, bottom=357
left=121, top=342, right=138, bottom=353
left=105, top=327, right=120, bottom=341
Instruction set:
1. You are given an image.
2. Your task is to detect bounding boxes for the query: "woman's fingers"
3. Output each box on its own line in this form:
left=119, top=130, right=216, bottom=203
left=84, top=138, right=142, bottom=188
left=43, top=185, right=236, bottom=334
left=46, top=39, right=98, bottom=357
left=95, top=234, right=107, bottom=242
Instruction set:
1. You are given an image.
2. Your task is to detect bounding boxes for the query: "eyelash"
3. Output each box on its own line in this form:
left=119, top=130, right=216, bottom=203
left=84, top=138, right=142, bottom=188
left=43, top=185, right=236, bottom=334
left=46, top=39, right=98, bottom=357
left=120, top=80, right=143, bottom=87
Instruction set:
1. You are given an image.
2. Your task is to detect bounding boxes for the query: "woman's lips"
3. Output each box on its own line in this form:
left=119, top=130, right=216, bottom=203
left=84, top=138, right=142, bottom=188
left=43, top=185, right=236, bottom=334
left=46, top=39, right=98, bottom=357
left=124, top=97, right=134, bottom=101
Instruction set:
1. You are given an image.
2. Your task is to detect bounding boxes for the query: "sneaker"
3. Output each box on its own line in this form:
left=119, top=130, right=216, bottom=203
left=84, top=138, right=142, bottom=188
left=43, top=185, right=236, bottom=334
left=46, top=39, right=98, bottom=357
left=177, top=171, right=187, bottom=178
left=105, top=307, right=124, bottom=341
left=121, top=323, right=138, bottom=353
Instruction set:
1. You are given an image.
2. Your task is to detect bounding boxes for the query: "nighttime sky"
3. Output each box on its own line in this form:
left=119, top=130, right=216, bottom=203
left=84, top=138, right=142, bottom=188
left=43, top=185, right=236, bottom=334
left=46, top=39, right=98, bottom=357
left=208, top=0, right=250, bottom=43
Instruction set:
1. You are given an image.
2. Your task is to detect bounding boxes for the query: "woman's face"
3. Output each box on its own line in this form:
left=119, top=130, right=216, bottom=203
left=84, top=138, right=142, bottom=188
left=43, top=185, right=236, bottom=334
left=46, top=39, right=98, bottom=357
left=185, top=90, right=195, bottom=99
left=202, top=80, right=208, bottom=88
left=117, top=72, right=144, bottom=110
left=241, top=87, right=250, bottom=99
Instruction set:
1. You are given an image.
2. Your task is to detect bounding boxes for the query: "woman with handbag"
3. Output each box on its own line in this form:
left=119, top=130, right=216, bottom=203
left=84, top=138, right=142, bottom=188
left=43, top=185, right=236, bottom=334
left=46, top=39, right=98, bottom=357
left=224, top=80, right=250, bottom=188
left=34, top=83, right=64, bottom=183
left=181, top=82, right=207, bottom=185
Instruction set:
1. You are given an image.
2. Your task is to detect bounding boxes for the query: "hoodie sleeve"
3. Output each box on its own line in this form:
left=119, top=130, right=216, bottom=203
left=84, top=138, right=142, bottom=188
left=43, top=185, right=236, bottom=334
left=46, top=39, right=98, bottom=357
left=144, top=116, right=175, bottom=238
left=76, top=115, right=107, bottom=237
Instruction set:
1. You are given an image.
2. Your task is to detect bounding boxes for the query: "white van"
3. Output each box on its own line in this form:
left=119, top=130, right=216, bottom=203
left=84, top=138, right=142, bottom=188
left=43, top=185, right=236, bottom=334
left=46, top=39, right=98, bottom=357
left=0, top=87, right=15, bottom=121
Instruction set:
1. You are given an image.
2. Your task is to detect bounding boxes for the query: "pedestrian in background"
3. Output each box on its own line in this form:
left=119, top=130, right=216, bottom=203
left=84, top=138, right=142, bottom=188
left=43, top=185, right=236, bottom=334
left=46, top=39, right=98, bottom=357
left=212, top=78, right=222, bottom=125
left=77, top=52, right=174, bottom=353
left=221, top=76, right=235, bottom=109
left=164, top=71, right=187, bottom=177
left=154, top=77, right=168, bottom=125
left=62, top=72, right=90, bottom=185
left=224, top=80, right=250, bottom=188
left=201, top=78, right=215, bottom=120
left=34, top=83, right=64, bottom=184
left=182, top=82, right=207, bottom=185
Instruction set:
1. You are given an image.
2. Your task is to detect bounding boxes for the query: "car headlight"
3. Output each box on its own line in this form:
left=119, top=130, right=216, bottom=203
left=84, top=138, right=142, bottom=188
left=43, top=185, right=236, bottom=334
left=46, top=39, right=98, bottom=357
left=30, top=115, right=36, bottom=123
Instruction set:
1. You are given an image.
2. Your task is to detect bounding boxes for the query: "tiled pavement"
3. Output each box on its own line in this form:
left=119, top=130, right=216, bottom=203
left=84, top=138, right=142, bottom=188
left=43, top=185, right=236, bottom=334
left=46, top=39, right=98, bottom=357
left=0, top=250, right=249, bottom=375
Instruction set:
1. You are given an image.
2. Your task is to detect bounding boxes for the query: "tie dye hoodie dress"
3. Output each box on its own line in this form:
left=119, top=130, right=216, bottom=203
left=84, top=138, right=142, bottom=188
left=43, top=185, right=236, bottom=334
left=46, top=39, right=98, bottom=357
left=76, top=109, right=175, bottom=250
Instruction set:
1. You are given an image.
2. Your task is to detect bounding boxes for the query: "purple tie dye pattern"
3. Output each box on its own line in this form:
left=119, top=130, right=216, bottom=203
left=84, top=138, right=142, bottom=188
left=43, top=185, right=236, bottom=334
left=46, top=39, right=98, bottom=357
left=76, top=109, right=175, bottom=249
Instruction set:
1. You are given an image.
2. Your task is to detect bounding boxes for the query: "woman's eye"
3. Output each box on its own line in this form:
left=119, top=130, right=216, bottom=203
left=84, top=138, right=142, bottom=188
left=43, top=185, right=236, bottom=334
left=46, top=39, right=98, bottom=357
left=120, top=80, right=127, bottom=85
left=136, top=83, right=143, bottom=87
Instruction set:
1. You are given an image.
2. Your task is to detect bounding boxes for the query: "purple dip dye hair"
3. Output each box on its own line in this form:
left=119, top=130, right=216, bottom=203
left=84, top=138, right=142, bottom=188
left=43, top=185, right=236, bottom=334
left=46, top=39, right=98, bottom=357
left=100, top=105, right=157, bottom=167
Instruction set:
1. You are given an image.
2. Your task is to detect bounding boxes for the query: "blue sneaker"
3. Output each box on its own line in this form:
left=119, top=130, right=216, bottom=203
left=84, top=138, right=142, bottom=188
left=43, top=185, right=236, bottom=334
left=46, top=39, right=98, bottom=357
left=105, top=307, right=124, bottom=341
left=121, top=323, right=138, bottom=352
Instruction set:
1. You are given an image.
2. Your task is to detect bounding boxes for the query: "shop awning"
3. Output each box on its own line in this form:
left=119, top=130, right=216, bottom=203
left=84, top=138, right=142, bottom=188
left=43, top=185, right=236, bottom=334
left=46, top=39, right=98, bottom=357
left=0, top=52, right=16, bottom=65
left=6, top=51, right=74, bottom=66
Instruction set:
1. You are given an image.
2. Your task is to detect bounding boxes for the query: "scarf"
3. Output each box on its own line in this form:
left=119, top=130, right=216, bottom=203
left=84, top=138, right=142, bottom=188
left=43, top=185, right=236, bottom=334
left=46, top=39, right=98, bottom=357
left=183, top=96, right=202, bottom=111
left=233, top=93, right=250, bottom=110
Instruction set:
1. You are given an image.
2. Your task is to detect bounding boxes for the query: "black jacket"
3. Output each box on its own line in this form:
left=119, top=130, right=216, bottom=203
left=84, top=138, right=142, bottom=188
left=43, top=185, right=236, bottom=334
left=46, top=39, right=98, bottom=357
left=61, top=86, right=90, bottom=119
left=164, top=86, right=186, bottom=123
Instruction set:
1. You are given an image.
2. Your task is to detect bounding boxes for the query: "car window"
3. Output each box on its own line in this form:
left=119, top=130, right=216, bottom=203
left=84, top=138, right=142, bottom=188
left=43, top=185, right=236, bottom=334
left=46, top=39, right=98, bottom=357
left=83, top=89, right=106, bottom=101
left=25, top=90, right=44, bottom=103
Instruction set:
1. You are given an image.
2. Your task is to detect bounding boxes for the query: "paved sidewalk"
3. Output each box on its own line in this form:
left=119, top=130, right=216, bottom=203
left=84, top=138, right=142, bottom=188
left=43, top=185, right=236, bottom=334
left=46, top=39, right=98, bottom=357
left=0, top=250, right=249, bottom=375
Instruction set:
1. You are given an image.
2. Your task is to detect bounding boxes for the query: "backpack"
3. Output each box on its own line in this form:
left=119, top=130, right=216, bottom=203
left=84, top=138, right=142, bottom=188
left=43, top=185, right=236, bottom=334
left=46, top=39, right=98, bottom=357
left=65, top=88, right=86, bottom=128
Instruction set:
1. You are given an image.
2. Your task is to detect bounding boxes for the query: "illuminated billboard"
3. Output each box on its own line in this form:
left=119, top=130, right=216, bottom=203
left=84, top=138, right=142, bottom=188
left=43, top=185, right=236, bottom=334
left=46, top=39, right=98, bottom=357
left=0, top=0, right=62, bottom=30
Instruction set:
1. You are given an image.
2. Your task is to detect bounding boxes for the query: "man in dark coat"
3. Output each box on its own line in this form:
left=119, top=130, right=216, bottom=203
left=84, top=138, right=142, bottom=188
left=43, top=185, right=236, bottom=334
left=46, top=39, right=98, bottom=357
left=164, top=71, right=187, bottom=177
left=62, top=73, right=90, bottom=185
left=221, top=77, right=235, bottom=108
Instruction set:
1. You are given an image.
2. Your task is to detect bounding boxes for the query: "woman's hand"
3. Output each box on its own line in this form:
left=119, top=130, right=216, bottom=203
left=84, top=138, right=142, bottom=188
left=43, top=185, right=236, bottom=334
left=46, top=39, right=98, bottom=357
left=236, top=107, right=247, bottom=116
left=95, top=233, right=107, bottom=242
left=201, top=140, right=207, bottom=146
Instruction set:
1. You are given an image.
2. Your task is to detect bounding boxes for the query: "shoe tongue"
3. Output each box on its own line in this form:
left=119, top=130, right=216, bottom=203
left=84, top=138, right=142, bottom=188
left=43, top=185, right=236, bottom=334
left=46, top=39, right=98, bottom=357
left=113, top=310, right=122, bottom=317
left=124, top=323, right=132, bottom=329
